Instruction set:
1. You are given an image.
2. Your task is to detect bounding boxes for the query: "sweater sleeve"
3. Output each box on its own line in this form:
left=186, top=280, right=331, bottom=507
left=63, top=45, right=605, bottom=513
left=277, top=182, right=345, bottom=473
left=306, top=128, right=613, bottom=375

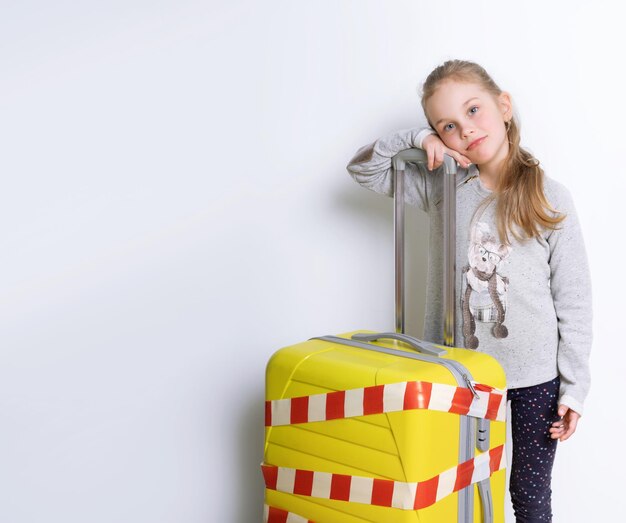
left=545, top=181, right=593, bottom=416
left=345, top=127, right=442, bottom=212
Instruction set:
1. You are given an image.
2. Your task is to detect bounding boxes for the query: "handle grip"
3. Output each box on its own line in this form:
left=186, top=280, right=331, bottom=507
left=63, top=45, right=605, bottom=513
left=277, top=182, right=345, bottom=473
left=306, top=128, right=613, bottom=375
left=351, top=332, right=446, bottom=357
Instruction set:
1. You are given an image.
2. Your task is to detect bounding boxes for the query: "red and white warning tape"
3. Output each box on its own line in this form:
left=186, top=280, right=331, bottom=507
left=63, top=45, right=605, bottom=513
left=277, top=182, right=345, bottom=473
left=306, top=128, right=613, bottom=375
left=263, top=505, right=315, bottom=523
left=262, top=444, right=505, bottom=511
left=265, top=380, right=506, bottom=427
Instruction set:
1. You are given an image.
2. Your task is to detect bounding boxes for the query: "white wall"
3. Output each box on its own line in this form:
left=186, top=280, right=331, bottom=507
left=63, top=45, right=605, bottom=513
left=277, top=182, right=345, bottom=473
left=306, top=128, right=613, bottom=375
left=1, top=1, right=623, bottom=521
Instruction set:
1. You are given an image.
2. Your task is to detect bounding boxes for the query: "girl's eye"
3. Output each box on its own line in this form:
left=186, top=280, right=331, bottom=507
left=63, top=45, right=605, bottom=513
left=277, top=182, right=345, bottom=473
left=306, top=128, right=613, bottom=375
left=443, top=107, right=478, bottom=132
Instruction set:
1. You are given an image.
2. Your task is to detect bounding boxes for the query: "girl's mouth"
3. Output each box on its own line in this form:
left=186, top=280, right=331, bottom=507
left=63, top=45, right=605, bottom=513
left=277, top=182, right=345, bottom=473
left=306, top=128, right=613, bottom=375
left=467, top=136, right=487, bottom=151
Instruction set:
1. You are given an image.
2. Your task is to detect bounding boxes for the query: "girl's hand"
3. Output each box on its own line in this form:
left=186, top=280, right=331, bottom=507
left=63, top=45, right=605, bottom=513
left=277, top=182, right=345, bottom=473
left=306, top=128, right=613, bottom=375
left=549, top=404, right=580, bottom=442
left=422, top=134, right=472, bottom=171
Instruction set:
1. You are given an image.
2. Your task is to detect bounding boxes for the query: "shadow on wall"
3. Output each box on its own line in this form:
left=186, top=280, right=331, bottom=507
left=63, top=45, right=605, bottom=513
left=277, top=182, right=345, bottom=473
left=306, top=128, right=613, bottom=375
left=334, top=180, right=430, bottom=338
left=234, top=384, right=265, bottom=523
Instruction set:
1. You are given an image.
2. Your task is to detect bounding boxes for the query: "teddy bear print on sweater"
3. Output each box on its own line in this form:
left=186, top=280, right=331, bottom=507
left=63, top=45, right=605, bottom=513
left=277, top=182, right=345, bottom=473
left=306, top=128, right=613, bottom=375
left=461, top=221, right=511, bottom=350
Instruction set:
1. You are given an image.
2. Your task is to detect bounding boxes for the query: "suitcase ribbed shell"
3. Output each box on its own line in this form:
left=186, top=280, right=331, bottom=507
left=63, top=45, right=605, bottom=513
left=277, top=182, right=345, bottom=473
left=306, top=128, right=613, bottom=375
left=263, top=331, right=507, bottom=522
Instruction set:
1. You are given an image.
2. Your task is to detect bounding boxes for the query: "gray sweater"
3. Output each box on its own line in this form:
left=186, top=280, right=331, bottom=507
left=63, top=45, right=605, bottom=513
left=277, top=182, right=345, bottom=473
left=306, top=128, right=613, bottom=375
left=346, top=127, right=592, bottom=416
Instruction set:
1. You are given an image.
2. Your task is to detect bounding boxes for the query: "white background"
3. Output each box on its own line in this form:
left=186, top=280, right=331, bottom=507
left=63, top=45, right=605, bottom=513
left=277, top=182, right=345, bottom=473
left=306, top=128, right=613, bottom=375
left=1, top=1, right=623, bottom=521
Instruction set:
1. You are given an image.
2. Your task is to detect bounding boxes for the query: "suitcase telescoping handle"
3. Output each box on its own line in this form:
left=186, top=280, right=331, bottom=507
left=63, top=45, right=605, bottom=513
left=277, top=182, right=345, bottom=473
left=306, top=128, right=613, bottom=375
left=391, top=149, right=457, bottom=346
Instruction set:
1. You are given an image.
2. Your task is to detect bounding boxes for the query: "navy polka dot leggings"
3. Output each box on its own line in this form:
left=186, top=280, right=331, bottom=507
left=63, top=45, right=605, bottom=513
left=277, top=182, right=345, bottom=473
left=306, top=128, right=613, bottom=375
left=508, top=375, right=561, bottom=522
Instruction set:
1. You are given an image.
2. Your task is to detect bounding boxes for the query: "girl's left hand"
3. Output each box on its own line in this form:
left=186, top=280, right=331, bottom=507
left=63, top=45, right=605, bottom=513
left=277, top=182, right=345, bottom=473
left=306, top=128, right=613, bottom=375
left=549, top=404, right=580, bottom=442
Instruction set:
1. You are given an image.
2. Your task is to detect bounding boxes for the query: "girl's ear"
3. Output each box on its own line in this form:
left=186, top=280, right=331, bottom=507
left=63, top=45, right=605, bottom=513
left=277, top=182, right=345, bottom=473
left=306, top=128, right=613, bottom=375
left=498, top=91, right=513, bottom=121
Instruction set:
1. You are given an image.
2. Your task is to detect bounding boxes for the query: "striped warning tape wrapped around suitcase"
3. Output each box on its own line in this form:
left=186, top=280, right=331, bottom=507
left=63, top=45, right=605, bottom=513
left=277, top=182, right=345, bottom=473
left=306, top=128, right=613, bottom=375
left=265, top=379, right=506, bottom=427
left=262, top=444, right=505, bottom=511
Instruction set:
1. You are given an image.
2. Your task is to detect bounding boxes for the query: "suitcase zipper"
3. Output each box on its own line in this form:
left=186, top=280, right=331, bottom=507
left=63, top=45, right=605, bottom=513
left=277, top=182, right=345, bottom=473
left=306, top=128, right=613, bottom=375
left=464, top=374, right=480, bottom=398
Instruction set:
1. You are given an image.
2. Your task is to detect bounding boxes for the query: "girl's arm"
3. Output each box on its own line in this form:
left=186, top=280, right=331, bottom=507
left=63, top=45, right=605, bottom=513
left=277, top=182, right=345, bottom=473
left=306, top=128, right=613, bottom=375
left=345, top=127, right=442, bottom=212
left=346, top=127, right=472, bottom=212
left=545, top=180, right=593, bottom=417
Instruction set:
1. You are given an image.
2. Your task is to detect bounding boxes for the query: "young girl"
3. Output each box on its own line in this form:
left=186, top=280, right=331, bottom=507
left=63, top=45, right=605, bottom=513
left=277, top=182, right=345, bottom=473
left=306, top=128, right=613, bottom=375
left=346, top=59, right=592, bottom=522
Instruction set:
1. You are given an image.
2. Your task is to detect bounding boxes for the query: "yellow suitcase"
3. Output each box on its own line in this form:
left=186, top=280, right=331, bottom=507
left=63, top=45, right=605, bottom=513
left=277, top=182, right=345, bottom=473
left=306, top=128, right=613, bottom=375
left=262, top=151, right=508, bottom=522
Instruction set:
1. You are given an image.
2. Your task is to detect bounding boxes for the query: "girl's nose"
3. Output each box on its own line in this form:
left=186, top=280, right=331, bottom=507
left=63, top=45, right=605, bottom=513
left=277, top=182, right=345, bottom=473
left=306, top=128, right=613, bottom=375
left=462, top=127, right=475, bottom=138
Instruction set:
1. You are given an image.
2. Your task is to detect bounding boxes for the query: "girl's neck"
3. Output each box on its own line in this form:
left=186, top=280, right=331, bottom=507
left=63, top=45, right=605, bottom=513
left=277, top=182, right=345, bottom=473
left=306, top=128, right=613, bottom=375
left=477, top=169, right=498, bottom=191
left=476, top=137, right=509, bottom=190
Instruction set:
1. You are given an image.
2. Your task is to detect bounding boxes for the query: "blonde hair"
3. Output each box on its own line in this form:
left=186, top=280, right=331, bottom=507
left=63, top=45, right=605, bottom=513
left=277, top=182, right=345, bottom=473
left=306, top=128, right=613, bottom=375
left=419, top=59, right=564, bottom=244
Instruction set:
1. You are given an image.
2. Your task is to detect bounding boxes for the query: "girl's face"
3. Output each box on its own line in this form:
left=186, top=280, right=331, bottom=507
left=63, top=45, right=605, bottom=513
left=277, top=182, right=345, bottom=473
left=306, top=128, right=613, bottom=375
left=424, top=80, right=512, bottom=169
